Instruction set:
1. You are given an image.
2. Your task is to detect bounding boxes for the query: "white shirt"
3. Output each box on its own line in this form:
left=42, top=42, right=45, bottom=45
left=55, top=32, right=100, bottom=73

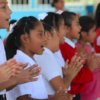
left=0, top=39, right=6, bottom=94
left=54, top=49, right=70, bottom=91
left=6, top=50, right=48, bottom=100
left=97, top=36, right=100, bottom=46
left=64, top=37, right=75, bottom=48
left=54, top=50, right=65, bottom=68
left=34, top=48, right=63, bottom=95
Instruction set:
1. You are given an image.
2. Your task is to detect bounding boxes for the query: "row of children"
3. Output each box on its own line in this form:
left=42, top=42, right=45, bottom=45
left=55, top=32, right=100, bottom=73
left=0, top=0, right=100, bottom=100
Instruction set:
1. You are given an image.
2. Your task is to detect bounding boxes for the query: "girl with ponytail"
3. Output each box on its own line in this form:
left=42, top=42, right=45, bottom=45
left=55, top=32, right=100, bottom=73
left=5, top=16, right=72, bottom=100
left=0, top=0, right=41, bottom=96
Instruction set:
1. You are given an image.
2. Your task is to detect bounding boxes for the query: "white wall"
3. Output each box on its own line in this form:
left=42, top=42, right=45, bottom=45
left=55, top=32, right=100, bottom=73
left=94, top=0, right=100, bottom=13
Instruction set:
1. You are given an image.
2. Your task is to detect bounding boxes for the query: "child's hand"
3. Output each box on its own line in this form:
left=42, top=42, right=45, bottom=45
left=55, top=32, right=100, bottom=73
left=6, top=59, right=29, bottom=78
left=86, top=52, right=95, bottom=62
left=0, top=62, right=11, bottom=83
left=76, top=43, right=87, bottom=54
left=52, top=87, right=75, bottom=100
left=14, top=64, right=41, bottom=84
left=62, top=53, right=84, bottom=81
left=88, top=55, right=100, bottom=71
left=0, top=59, right=18, bottom=83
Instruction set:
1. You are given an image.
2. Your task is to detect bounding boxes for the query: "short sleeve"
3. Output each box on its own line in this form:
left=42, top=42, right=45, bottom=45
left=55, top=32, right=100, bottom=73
left=12, top=82, right=32, bottom=99
left=37, top=54, right=61, bottom=81
left=97, top=36, right=100, bottom=46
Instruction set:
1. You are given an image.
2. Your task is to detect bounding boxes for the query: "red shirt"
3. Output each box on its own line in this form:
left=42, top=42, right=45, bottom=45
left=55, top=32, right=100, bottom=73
left=93, top=27, right=100, bottom=53
left=60, top=38, right=93, bottom=94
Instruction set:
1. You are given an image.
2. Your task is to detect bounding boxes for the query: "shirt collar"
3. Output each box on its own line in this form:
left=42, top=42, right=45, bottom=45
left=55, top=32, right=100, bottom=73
left=44, top=47, right=54, bottom=56
left=64, top=37, right=75, bottom=48
left=16, top=50, right=36, bottom=66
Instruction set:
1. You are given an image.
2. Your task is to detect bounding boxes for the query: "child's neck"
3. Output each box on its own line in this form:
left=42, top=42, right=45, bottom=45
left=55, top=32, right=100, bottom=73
left=66, top=35, right=74, bottom=42
left=19, top=47, right=34, bottom=59
left=56, top=7, right=64, bottom=11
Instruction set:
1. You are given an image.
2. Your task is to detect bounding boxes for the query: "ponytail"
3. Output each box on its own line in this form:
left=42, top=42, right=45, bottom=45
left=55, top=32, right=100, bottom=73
left=5, top=26, right=18, bottom=60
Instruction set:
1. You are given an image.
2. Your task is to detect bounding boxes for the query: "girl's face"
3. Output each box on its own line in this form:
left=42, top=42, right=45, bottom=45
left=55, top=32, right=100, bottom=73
left=57, top=20, right=66, bottom=44
left=55, top=0, right=64, bottom=10
left=68, top=16, right=81, bottom=40
left=85, top=25, right=96, bottom=43
left=0, top=0, right=12, bottom=29
left=26, top=22, right=46, bottom=55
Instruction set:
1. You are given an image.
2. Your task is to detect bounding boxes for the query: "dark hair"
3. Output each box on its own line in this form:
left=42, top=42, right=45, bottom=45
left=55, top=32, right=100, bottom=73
left=9, top=20, right=17, bottom=25
left=5, top=16, right=39, bottom=60
left=42, top=22, right=54, bottom=35
left=95, top=3, right=100, bottom=29
left=41, top=12, right=63, bottom=30
left=79, top=16, right=96, bottom=33
left=51, top=0, right=59, bottom=7
left=61, top=11, right=76, bottom=27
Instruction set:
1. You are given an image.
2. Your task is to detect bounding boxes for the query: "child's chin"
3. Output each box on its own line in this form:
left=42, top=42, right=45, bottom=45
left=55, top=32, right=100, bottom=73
left=76, top=36, right=80, bottom=39
left=37, top=51, right=44, bottom=55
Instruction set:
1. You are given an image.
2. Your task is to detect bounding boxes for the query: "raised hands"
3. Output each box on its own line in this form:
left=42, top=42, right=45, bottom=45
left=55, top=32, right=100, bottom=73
left=15, top=64, right=41, bottom=84
left=87, top=54, right=100, bottom=71
left=62, top=53, right=84, bottom=81
left=0, top=59, right=24, bottom=83
left=52, top=87, right=75, bottom=100
left=76, top=43, right=87, bottom=55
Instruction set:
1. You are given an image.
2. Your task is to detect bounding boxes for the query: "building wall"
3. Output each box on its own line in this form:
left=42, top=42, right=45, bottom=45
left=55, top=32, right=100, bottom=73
left=0, top=0, right=92, bottom=39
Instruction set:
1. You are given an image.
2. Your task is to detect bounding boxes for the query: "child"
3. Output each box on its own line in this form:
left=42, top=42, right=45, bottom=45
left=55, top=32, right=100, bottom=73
left=38, top=12, right=66, bottom=68
left=34, top=12, right=83, bottom=99
left=51, top=0, right=65, bottom=11
left=0, top=0, right=41, bottom=98
left=60, top=11, right=100, bottom=100
left=76, top=16, right=100, bottom=100
left=5, top=16, right=72, bottom=100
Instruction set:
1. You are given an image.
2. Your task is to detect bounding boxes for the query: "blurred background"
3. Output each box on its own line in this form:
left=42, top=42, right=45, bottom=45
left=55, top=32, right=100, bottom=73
left=0, top=0, right=99, bottom=39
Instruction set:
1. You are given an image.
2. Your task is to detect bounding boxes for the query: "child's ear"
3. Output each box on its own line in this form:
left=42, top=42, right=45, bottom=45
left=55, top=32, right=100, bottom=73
left=81, top=31, right=87, bottom=37
left=45, top=31, right=52, bottom=40
left=20, top=34, right=29, bottom=44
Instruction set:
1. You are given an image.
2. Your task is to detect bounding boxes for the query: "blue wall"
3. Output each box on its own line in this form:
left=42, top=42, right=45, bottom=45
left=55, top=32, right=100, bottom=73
left=0, top=0, right=87, bottom=40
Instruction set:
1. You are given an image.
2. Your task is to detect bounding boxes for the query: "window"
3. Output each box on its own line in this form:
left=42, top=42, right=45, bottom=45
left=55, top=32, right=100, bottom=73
left=38, top=0, right=53, bottom=5
left=64, top=0, right=80, bottom=2
left=11, top=0, right=29, bottom=5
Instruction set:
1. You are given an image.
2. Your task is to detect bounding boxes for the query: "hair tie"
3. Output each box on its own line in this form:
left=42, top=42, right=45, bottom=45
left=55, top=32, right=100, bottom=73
left=25, top=22, right=27, bottom=25
left=8, top=22, right=17, bottom=34
left=56, top=10, right=63, bottom=15
left=38, top=13, right=48, bottom=20
left=28, top=18, right=31, bottom=21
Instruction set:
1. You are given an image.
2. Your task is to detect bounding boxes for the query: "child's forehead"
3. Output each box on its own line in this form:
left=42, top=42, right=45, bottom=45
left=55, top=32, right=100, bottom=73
left=0, top=0, right=8, bottom=4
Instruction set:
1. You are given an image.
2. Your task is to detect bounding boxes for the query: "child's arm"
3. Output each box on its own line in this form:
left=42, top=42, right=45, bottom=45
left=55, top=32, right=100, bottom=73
left=48, top=54, right=83, bottom=91
left=17, top=95, right=72, bottom=100
left=0, top=64, right=40, bottom=91
left=17, top=88, right=75, bottom=100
